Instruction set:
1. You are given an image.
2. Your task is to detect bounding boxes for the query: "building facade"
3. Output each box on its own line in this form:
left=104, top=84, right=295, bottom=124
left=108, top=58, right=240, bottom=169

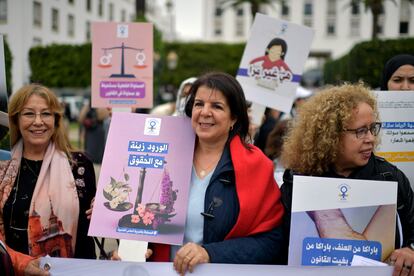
left=200, top=0, right=414, bottom=67
left=0, top=0, right=135, bottom=91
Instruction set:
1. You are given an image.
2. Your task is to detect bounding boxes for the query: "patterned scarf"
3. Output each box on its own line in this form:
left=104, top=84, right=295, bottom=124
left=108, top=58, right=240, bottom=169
left=0, top=140, right=79, bottom=257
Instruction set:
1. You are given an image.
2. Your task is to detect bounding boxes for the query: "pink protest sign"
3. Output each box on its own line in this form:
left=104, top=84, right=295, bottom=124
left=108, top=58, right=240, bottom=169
left=89, top=113, right=195, bottom=245
left=92, top=22, right=153, bottom=108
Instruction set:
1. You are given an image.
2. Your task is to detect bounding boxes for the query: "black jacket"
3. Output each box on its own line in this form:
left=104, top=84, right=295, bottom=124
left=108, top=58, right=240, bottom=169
left=202, top=145, right=284, bottom=264
left=280, top=154, right=414, bottom=263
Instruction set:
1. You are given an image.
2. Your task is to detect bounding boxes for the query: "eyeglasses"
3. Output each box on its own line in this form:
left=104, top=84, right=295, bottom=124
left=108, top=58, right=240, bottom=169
left=344, top=122, right=382, bottom=139
left=19, top=110, right=55, bottom=122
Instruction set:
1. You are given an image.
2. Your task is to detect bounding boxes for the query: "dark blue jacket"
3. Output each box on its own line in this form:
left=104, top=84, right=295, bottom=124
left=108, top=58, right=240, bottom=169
left=202, top=145, right=284, bottom=264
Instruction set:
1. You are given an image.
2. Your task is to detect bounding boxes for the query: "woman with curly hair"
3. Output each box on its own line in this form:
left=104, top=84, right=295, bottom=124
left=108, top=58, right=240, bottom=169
left=279, top=83, right=414, bottom=273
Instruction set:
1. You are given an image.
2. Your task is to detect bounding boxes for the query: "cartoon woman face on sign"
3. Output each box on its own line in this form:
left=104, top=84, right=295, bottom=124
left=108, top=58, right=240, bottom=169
left=249, top=37, right=293, bottom=90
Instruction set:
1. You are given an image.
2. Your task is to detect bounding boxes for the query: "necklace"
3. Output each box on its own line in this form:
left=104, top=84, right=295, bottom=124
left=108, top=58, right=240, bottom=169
left=22, top=158, right=41, bottom=178
left=9, top=165, right=24, bottom=231
left=194, top=154, right=220, bottom=178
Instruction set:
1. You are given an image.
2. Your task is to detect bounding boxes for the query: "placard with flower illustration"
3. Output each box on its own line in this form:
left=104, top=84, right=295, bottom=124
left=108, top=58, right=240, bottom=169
left=91, top=22, right=153, bottom=108
left=89, top=112, right=195, bottom=245
left=236, top=13, right=314, bottom=113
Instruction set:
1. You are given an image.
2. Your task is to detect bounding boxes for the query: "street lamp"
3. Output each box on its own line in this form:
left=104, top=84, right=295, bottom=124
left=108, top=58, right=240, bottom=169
left=166, top=51, right=178, bottom=70
left=165, top=0, right=175, bottom=41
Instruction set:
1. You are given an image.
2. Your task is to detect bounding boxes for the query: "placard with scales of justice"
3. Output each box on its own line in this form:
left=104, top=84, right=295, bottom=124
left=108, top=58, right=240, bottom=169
left=91, top=22, right=153, bottom=108
left=88, top=112, right=195, bottom=245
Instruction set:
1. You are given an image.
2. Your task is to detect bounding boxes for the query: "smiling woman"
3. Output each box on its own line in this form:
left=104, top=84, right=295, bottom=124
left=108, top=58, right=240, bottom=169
left=0, top=84, right=96, bottom=263
left=146, top=72, right=285, bottom=274
left=279, top=83, right=414, bottom=273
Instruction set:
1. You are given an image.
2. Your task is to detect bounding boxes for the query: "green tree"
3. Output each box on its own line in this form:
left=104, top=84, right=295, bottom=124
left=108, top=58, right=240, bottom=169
left=351, top=0, right=414, bottom=40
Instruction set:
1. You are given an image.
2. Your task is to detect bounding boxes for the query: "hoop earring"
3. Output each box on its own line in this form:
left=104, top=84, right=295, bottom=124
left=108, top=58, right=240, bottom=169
left=230, top=125, right=234, bottom=131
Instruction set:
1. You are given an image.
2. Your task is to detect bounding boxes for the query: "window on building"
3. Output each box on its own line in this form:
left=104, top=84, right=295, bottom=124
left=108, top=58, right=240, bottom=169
left=303, top=17, right=313, bottom=27
left=87, top=0, right=92, bottom=12
left=351, top=1, right=360, bottom=14
left=214, top=18, right=222, bottom=36
left=236, top=7, right=243, bottom=16
left=121, top=9, right=126, bottom=22
left=400, top=22, right=409, bottom=34
left=326, top=19, right=336, bottom=36
left=400, top=0, right=411, bottom=35
left=33, top=37, right=42, bottom=46
left=0, top=0, right=7, bottom=23
left=98, top=0, right=103, bottom=17
left=258, top=5, right=267, bottom=14
left=304, top=1, right=313, bottom=16
left=109, top=2, right=114, bottom=21
left=68, top=14, right=75, bottom=37
left=33, top=1, right=42, bottom=27
left=235, top=18, right=244, bottom=36
left=326, top=0, right=336, bottom=36
left=51, top=8, right=59, bottom=32
left=86, top=21, right=91, bottom=41
left=377, top=15, right=384, bottom=34
left=303, top=0, right=313, bottom=27
left=327, top=0, right=336, bottom=15
left=281, top=0, right=289, bottom=17
left=350, top=16, right=360, bottom=36
left=215, top=7, right=222, bottom=17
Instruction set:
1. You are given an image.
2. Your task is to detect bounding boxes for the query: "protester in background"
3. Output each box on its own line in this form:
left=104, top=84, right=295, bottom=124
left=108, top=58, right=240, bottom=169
left=280, top=83, right=414, bottom=273
left=174, top=77, right=197, bottom=116
left=60, top=100, right=71, bottom=138
left=264, top=119, right=290, bottom=186
left=0, top=94, right=11, bottom=160
left=150, top=77, right=197, bottom=116
left=0, top=111, right=11, bottom=160
left=103, top=107, right=112, bottom=141
left=246, top=101, right=259, bottom=143
left=0, top=84, right=96, bottom=260
left=79, top=103, right=109, bottom=180
left=254, top=107, right=282, bottom=153
left=281, top=86, right=313, bottom=120
left=150, top=102, right=176, bottom=116
left=380, top=54, right=414, bottom=91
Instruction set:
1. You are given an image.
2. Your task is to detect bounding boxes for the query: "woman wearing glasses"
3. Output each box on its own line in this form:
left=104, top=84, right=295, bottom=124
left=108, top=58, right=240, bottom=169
left=279, top=83, right=414, bottom=273
left=0, top=84, right=96, bottom=262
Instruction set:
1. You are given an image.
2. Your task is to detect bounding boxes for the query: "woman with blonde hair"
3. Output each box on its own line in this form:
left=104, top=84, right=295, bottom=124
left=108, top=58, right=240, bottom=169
left=280, top=83, right=414, bottom=274
left=0, top=84, right=96, bottom=261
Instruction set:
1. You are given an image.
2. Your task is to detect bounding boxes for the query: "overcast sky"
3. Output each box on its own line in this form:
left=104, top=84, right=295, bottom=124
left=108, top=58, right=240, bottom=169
left=157, top=0, right=203, bottom=40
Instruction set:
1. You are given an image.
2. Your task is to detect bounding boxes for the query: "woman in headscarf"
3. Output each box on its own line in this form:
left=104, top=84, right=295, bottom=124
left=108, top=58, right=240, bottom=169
left=380, top=54, right=414, bottom=91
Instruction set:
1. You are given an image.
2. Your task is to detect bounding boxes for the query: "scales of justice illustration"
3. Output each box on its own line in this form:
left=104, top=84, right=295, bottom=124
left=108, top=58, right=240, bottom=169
left=103, top=161, right=179, bottom=231
left=98, top=42, right=147, bottom=78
